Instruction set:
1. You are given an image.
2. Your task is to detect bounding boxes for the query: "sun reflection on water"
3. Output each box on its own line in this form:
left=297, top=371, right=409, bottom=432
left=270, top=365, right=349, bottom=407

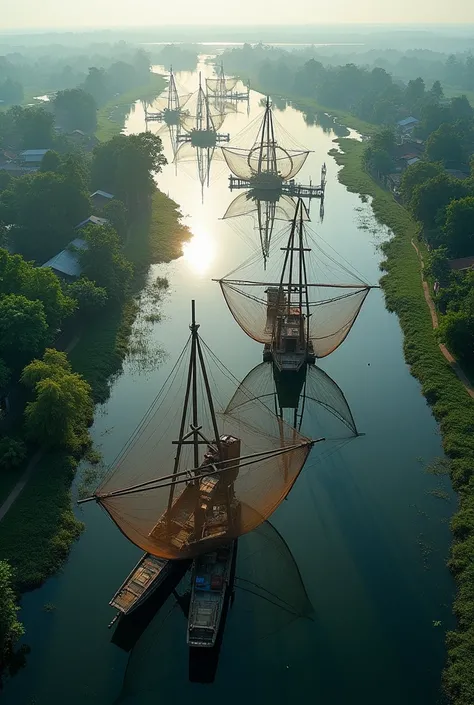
left=182, top=225, right=216, bottom=276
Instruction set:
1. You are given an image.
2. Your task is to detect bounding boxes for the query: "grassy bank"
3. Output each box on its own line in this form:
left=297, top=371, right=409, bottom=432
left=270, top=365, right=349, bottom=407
left=1, top=188, right=189, bottom=594
left=0, top=453, right=83, bottom=591
left=331, top=137, right=474, bottom=705
left=95, top=72, right=166, bottom=142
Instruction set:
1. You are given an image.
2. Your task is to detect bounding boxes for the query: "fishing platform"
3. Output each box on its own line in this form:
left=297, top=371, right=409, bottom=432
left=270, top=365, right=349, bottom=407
left=229, top=173, right=325, bottom=200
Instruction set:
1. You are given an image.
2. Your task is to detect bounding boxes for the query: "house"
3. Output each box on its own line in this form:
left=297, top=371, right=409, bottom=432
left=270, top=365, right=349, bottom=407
left=76, top=215, right=109, bottom=230
left=448, top=256, right=474, bottom=272
left=19, top=149, right=49, bottom=165
left=41, top=238, right=88, bottom=281
left=90, top=190, right=115, bottom=210
left=397, top=117, right=420, bottom=135
left=68, top=130, right=99, bottom=151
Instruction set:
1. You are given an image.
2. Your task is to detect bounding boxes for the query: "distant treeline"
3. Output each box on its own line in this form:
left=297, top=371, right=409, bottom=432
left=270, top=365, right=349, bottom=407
left=222, top=44, right=472, bottom=126
left=0, top=43, right=152, bottom=103
left=150, top=44, right=199, bottom=72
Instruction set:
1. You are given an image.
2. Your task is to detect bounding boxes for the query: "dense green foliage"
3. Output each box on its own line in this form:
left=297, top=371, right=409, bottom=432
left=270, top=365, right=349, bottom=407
left=66, top=278, right=108, bottom=315
left=21, top=349, right=93, bottom=450
left=80, top=225, right=133, bottom=301
left=0, top=561, right=24, bottom=662
left=0, top=106, right=55, bottom=150
left=53, top=89, right=97, bottom=133
left=0, top=438, right=27, bottom=472
left=0, top=171, right=90, bottom=262
left=0, top=295, right=49, bottom=366
left=91, top=132, right=166, bottom=218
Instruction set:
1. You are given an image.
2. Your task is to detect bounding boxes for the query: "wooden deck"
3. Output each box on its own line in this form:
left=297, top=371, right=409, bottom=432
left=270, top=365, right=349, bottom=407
left=229, top=176, right=325, bottom=199
left=110, top=554, right=170, bottom=614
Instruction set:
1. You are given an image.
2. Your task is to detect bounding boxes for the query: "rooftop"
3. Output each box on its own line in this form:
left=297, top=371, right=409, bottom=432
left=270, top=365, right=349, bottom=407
left=41, top=237, right=88, bottom=278
left=76, top=215, right=109, bottom=229
left=397, top=116, right=419, bottom=127
left=20, top=149, right=49, bottom=156
left=90, top=190, right=115, bottom=200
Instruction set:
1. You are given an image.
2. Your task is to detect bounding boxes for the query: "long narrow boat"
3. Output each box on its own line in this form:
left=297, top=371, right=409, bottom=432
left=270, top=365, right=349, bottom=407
left=188, top=541, right=237, bottom=648
left=109, top=553, right=189, bottom=620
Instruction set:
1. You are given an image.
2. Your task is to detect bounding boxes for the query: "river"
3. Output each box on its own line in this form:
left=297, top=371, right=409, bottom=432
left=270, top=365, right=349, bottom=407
left=3, top=57, right=455, bottom=705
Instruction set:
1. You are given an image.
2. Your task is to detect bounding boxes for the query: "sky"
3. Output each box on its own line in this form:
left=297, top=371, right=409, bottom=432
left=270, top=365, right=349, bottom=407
left=2, top=0, right=474, bottom=30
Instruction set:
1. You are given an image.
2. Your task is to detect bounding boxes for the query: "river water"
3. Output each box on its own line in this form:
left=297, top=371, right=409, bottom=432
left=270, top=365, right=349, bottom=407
left=3, top=58, right=455, bottom=705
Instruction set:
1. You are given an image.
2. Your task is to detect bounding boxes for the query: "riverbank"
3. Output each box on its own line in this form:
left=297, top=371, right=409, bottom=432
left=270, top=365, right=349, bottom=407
left=234, top=73, right=377, bottom=136
left=330, top=137, right=474, bottom=705
left=0, top=188, right=189, bottom=594
left=96, top=71, right=166, bottom=142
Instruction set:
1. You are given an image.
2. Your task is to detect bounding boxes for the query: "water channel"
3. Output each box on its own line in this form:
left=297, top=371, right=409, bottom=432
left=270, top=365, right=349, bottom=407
left=4, top=57, right=455, bottom=705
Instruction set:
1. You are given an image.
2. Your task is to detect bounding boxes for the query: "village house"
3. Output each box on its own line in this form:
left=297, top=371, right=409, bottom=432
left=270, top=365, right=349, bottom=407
left=90, top=190, right=115, bottom=210
left=397, top=116, right=420, bottom=137
left=41, top=237, right=88, bottom=281
left=19, top=149, right=49, bottom=165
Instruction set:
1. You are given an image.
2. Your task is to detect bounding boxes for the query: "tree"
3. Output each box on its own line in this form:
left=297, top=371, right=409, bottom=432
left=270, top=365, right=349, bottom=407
left=0, top=172, right=90, bottom=262
left=430, top=80, right=444, bottom=102
left=438, top=309, right=474, bottom=362
left=0, top=561, right=24, bottom=659
left=414, top=102, right=451, bottom=139
left=67, top=277, right=108, bottom=314
left=59, top=152, right=91, bottom=192
left=82, top=67, right=108, bottom=105
left=444, top=197, right=474, bottom=257
left=0, top=249, right=75, bottom=330
left=450, top=95, right=473, bottom=122
left=405, top=77, right=425, bottom=112
left=428, top=246, right=451, bottom=286
left=0, top=358, right=10, bottom=391
left=0, top=438, right=26, bottom=471
left=364, top=147, right=393, bottom=176
left=40, top=150, right=61, bottom=174
left=91, top=133, right=166, bottom=219
left=425, top=124, right=465, bottom=165
left=400, top=161, right=444, bottom=205
left=102, top=199, right=128, bottom=240
left=21, top=349, right=93, bottom=449
left=411, top=174, right=470, bottom=230
left=11, top=106, right=54, bottom=149
left=80, top=225, right=133, bottom=301
left=53, top=89, right=97, bottom=133
left=371, top=128, right=396, bottom=155
left=0, top=295, right=49, bottom=366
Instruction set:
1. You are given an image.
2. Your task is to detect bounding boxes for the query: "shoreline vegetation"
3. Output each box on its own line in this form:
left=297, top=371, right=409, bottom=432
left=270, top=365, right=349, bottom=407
left=0, top=188, right=189, bottom=589
left=328, top=138, right=474, bottom=704
left=95, top=72, right=166, bottom=142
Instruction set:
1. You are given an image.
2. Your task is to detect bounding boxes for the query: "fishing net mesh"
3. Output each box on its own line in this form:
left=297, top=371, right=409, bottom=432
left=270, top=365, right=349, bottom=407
left=96, top=337, right=312, bottom=560
left=220, top=282, right=369, bottom=358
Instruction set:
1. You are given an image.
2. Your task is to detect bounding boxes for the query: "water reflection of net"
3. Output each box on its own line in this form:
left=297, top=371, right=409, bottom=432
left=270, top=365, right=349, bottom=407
left=227, top=362, right=358, bottom=439
left=121, top=521, right=313, bottom=698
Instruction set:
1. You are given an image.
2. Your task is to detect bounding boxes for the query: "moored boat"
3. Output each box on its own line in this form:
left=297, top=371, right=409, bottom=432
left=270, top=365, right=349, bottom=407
left=188, top=541, right=237, bottom=648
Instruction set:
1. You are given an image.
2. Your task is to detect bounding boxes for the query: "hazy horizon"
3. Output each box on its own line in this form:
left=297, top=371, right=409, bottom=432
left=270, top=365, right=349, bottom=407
left=2, top=0, right=474, bottom=32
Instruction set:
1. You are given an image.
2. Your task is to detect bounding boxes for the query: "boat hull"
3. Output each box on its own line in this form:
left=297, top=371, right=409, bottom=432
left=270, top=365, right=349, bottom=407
left=187, top=540, right=237, bottom=648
